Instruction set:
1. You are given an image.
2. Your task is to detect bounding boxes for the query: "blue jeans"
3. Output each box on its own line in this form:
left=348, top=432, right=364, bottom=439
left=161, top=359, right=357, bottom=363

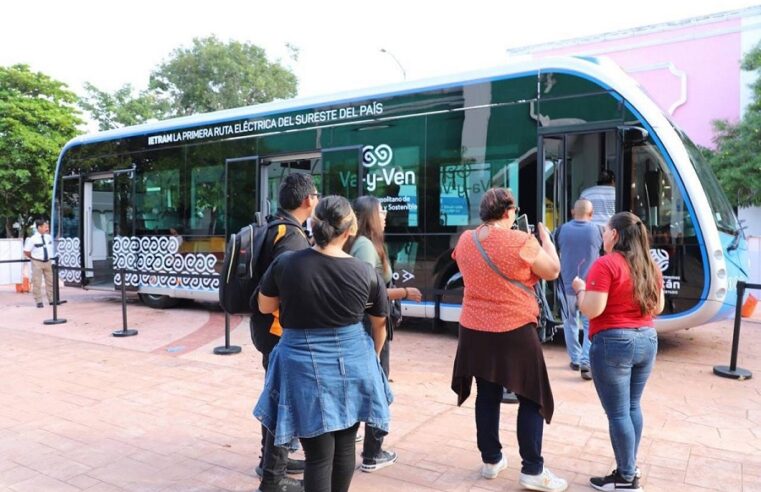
left=475, top=377, right=544, bottom=475
left=590, top=328, right=657, bottom=482
left=563, top=293, right=590, bottom=366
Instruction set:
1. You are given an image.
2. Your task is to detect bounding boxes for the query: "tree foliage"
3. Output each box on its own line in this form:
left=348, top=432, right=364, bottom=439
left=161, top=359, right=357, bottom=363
left=79, top=82, right=167, bottom=131
left=709, top=43, right=761, bottom=207
left=149, top=35, right=298, bottom=116
left=0, top=64, right=82, bottom=237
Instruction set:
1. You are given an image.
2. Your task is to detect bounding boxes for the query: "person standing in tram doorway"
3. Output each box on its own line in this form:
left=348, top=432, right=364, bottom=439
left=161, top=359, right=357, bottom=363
left=581, top=170, right=616, bottom=229
left=555, top=199, right=602, bottom=381
left=572, top=212, right=664, bottom=492
left=23, top=219, right=58, bottom=308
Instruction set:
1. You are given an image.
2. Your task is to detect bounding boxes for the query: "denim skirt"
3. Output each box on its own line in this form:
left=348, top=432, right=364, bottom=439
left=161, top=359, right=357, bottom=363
left=254, top=323, right=393, bottom=446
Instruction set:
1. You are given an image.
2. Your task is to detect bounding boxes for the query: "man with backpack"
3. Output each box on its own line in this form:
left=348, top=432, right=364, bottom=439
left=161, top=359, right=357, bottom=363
left=251, top=173, right=319, bottom=492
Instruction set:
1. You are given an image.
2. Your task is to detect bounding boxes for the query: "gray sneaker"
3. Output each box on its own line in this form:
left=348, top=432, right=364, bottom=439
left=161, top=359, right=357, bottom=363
left=360, top=449, right=398, bottom=472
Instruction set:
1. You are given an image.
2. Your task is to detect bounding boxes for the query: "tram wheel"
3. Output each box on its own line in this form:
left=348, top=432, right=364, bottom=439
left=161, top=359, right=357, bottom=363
left=138, top=293, right=180, bottom=309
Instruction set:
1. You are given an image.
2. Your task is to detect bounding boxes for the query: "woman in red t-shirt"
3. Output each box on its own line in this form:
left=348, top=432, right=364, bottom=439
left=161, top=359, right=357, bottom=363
left=572, top=212, right=664, bottom=492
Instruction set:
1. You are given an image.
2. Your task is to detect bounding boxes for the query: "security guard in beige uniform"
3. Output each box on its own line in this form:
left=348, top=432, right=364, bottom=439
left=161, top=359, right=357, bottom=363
left=23, top=219, right=57, bottom=308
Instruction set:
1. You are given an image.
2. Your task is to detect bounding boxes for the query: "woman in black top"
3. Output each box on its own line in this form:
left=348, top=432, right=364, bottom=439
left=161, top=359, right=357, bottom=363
left=254, top=195, right=392, bottom=492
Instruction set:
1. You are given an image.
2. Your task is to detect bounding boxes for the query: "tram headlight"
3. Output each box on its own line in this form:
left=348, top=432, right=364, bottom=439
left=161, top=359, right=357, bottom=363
left=713, top=249, right=723, bottom=260
left=716, top=268, right=726, bottom=280
left=716, top=288, right=726, bottom=299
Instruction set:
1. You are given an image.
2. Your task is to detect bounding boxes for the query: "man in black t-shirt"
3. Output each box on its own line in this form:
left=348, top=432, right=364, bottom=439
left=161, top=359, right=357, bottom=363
left=252, top=173, right=319, bottom=492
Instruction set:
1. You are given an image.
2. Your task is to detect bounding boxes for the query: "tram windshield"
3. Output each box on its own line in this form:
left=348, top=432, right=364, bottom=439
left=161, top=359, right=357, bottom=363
left=673, top=125, right=739, bottom=235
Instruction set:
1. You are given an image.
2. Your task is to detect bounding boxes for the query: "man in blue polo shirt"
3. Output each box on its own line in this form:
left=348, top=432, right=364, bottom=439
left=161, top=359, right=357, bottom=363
left=555, top=199, right=602, bottom=381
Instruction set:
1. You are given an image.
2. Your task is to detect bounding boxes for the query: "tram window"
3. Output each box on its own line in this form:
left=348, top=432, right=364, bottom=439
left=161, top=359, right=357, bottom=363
left=131, top=150, right=184, bottom=237
left=676, top=128, right=739, bottom=234
left=625, top=141, right=693, bottom=243
left=264, top=160, right=320, bottom=217
left=330, top=119, right=424, bottom=230
left=538, top=92, right=622, bottom=127
left=60, top=178, right=80, bottom=238
left=428, top=104, right=537, bottom=231
left=540, top=72, right=611, bottom=98
left=189, top=164, right=224, bottom=236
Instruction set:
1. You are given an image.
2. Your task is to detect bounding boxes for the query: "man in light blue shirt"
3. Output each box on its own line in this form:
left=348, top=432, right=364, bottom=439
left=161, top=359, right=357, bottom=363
left=555, top=200, right=602, bottom=380
left=580, top=170, right=615, bottom=228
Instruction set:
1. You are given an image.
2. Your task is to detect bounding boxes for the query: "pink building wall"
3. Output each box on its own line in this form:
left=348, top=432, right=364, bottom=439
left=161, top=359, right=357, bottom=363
left=524, top=18, right=744, bottom=148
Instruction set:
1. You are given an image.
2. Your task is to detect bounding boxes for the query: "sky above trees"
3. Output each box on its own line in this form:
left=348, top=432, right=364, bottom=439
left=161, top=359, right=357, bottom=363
left=3, top=0, right=760, bottom=102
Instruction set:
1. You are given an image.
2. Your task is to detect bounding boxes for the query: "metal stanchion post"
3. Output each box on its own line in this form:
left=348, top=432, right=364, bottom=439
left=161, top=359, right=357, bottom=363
left=214, top=312, right=241, bottom=355
left=44, top=259, right=67, bottom=325
left=112, top=268, right=138, bottom=337
left=714, top=280, right=752, bottom=380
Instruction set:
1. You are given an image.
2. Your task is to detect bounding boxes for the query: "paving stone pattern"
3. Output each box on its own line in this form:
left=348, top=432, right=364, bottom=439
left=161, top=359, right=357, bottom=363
left=1, top=286, right=760, bottom=491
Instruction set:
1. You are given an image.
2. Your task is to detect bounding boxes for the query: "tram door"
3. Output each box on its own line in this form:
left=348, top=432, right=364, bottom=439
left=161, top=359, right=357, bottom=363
left=539, top=129, right=619, bottom=321
left=259, top=153, right=321, bottom=225
left=540, top=130, right=618, bottom=231
left=82, top=170, right=135, bottom=288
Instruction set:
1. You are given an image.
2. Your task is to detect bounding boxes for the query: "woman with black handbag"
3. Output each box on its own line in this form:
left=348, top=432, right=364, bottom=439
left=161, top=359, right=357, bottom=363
left=345, top=195, right=422, bottom=473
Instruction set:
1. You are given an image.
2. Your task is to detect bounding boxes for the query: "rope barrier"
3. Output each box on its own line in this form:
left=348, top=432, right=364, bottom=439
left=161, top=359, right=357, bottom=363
left=29, top=263, right=238, bottom=354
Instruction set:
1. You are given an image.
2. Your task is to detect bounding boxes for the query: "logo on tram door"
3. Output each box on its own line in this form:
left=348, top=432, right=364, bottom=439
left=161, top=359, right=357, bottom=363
left=362, top=144, right=393, bottom=168
left=359, top=144, right=416, bottom=192
left=650, top=248, right=681, bottom=295
left=650, top=249, right=669, bottom=272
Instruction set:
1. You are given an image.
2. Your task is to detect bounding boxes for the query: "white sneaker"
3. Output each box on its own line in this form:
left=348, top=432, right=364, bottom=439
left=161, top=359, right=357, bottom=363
left=519, top=467, right=568, bottom=492
left=481, top=456, right=507, bottom=479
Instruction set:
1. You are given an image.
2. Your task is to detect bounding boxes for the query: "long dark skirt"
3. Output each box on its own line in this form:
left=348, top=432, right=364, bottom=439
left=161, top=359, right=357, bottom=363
left=451, top=323, right=555, bottom=423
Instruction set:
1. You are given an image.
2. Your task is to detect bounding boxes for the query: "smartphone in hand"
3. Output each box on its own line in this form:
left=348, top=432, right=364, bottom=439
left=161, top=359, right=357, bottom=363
left=515, top=214, right=529, bottom=233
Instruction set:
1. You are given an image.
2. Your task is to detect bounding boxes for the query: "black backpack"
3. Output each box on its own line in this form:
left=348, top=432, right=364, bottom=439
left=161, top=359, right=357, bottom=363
left=218, top=219, right=291, bottom=315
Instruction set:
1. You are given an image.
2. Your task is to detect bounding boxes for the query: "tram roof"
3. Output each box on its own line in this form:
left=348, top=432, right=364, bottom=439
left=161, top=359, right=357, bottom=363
left=67, top=56, right=633, bottom=148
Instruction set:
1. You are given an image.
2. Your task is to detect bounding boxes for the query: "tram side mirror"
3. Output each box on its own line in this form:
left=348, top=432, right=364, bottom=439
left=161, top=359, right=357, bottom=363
left=619, top=126, right=649, bottom=144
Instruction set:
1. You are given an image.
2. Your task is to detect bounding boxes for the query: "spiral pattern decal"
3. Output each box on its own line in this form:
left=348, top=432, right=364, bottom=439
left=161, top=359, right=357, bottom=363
left=113, top=236, right=219, bottom=291
left=55, top=237, right=81, bottom=283
left=649, top=248, right=670, bottom=272
left=362, top=144, right=393, bottom=168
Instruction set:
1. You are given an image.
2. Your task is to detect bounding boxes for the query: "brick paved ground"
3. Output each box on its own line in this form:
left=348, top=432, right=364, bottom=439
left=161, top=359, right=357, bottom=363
left=1, top=285, right=760, bottom=491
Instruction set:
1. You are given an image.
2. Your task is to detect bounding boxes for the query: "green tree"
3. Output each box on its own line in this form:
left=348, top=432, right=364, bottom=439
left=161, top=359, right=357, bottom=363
left=79, top=82, right=167, bottom=131
left=710, top=44, right=761, bottom=207
left=0, top=64, right=82, bottom=237
left=149, top=35, right=298, bottom=116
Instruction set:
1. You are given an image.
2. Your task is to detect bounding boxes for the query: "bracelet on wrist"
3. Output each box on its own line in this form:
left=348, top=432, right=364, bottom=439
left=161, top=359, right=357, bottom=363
left=403, top=287, right=408, bottom=299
